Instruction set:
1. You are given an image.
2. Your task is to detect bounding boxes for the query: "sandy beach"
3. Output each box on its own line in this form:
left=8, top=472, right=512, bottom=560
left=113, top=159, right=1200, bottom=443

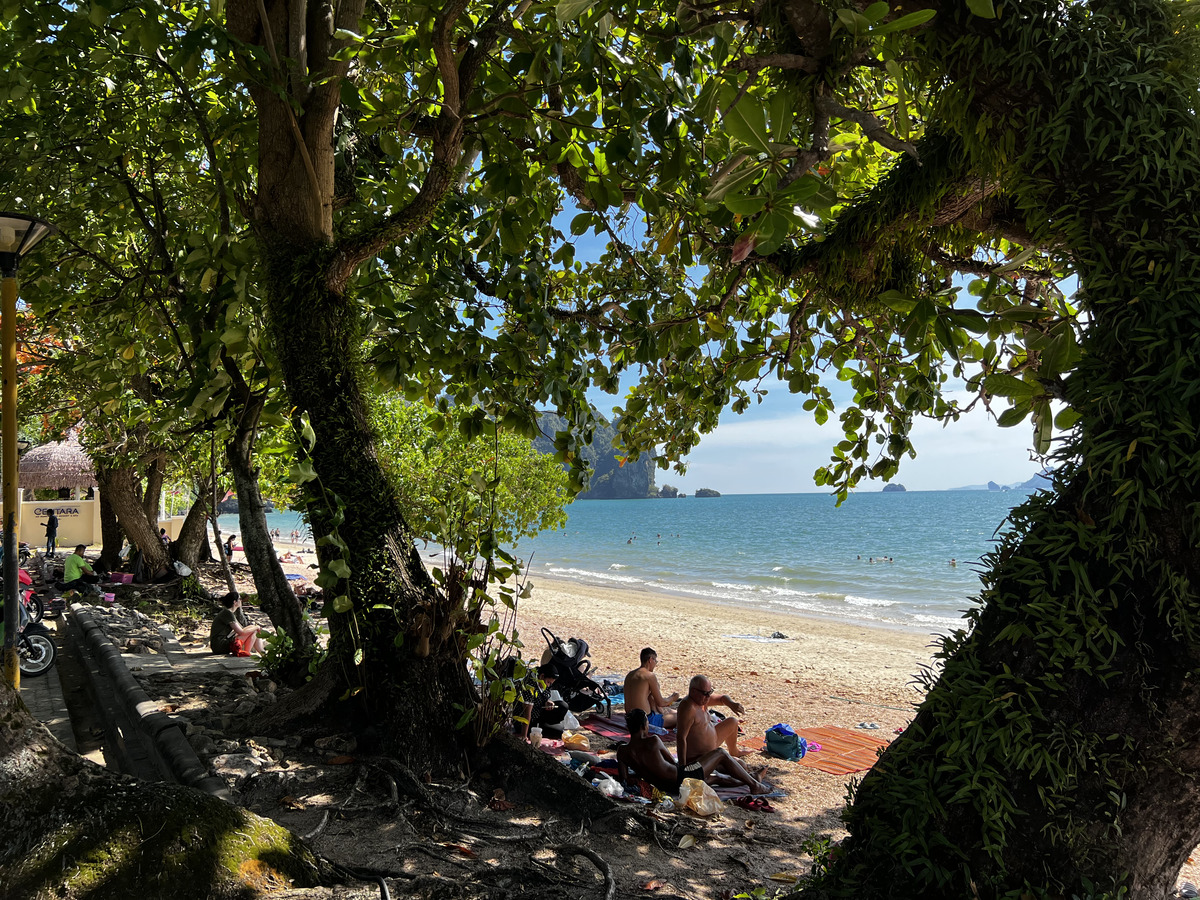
left=516, top=574, right=943, bottom=836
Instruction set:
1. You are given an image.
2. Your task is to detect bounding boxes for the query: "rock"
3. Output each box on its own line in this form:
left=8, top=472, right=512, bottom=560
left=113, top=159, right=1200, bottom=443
left=314, top=734, right=357, bottom=754
left=232, top=700, right=258, bottom=716
left=189, top=734, right=219, bottom=756
left=210, top=753, right=267, bottom=780
left=256, top=692, right=277, bottom=705
left=185, top=723, right=206, bottom=736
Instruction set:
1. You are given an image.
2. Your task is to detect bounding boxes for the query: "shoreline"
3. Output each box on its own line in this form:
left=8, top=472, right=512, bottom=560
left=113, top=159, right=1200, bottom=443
left=518, top=573, right=939, bottom=733
left=525, top=567, right=970, bottom=640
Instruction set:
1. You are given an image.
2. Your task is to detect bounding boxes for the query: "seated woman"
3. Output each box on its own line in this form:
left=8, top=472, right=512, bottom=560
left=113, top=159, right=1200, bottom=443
left=209, top=592, right=269, bottom=656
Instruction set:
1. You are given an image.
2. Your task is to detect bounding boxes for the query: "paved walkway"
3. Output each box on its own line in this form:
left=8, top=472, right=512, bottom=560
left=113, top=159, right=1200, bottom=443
left=17, top=617, right=77, bottom=752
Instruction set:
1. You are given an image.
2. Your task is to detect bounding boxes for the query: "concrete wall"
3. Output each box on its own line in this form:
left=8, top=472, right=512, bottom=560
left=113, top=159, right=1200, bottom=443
left=3, top=501, right=188, bottom=551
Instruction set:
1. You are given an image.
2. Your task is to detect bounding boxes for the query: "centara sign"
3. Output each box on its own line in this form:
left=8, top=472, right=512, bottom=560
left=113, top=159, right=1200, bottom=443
left=34, top=506, right=81, bottom=517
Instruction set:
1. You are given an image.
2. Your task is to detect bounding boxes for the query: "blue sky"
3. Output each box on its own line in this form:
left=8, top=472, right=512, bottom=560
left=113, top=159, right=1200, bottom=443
left=590, top=381, right=1044, bottom=494
left=563, top=213, right=1048, bottom=495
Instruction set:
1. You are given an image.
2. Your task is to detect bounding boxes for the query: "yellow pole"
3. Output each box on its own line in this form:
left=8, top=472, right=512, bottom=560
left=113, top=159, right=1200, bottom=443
left=2, top=273, right=19, bottom=690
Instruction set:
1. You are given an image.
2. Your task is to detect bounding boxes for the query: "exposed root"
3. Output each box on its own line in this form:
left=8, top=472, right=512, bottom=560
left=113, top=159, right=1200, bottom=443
left=559, top=843, right=617, bottom=900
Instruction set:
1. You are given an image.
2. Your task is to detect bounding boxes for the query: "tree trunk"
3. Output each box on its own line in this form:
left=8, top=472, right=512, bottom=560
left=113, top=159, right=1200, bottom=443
left=226, top=397, right=314, bottom=654
left=808, top=1, right=1200, bottom=896
left=96, top=466, right=170, bottom=575
left=264, top=245, right=475, bottom=769
left=173, top=478, right=213, bottom=568
left=0, top=681, right=333, bottom=897
left=141, top=451, right=164, bottom=525
left=96, top=476, right=124, bottom=569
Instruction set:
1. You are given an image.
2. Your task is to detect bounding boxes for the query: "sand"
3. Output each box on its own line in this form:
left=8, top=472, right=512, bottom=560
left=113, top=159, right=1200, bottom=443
left=515, top=574, right=944, bottom=837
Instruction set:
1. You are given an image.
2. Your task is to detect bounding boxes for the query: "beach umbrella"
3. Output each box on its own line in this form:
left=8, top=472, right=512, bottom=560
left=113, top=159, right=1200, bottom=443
left=17, top=434, right=97, bottom=491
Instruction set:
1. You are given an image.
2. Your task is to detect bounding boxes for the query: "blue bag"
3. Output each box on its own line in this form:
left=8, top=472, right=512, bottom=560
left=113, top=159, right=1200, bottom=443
left=765, top=723, right=807, bottom=761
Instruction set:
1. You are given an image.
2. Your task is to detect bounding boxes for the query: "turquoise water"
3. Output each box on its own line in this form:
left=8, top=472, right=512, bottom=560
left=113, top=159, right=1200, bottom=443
left=218, top=491, right=1036, bottom=635
left=512, top=491, right=1036, bottom=635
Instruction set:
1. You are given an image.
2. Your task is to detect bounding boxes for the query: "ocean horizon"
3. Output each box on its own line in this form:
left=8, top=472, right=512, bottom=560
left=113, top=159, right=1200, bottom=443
left=218, top=488, right=1038, bottom=636
left=510, top=490, right=1037, bottom=637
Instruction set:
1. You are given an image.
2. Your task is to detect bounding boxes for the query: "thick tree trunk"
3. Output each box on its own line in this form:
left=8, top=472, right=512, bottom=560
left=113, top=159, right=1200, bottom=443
left=96, top=477, right=124, bottom=569
left=0, top=681, right=333, bottom=897
left=96, top=466, right=170, bottom=575
left=226, top=399, right=314, bottom=653
left=810, top=1, right=1200, bottom=897
left=264, top=246, right=475, bottom=769
left=173, top=479, right=213, bottom=568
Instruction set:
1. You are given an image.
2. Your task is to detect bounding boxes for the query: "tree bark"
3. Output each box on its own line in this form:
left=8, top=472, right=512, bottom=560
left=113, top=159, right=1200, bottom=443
left=226, top=394, right=315, bottom=653
left=96, top=476, right=124, bottom=570
left=263, top=246, right=476, bottom=767
left=173, top=478, right=213, bottom=568
left=141, top=451, right=164, bottom=525
left=95, top=466, right=170, bottom=575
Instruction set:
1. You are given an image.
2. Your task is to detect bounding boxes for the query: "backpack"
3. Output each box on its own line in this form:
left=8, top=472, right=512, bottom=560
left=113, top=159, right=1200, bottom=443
left=765, top=723, right=808, bottom=761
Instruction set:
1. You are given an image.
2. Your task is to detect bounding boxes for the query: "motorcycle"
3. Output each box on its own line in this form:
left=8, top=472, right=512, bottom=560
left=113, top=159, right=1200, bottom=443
left=0, top=569, right=43, bottom=623
left=0, top=608, right=56, bottom=678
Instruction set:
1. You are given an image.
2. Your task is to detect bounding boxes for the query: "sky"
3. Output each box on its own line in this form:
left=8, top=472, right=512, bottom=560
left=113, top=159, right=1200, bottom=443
left=591, top=383, right=1047, bottom=495
left=563, top=213, right=1052, bottom=496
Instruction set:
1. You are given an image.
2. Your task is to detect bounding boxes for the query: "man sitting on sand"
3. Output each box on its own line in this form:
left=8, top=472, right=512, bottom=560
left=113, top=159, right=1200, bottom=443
left=623, top=647, right=679, bottom=731
left=616, top=709, right=772, bottom=794
left=676, top=675, right=748, bottom=774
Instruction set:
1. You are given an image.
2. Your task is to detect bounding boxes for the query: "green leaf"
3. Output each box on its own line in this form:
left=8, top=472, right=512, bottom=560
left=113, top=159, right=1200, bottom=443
left=721, top=86, right=772, bottom=153
left=964, top=0, right=995, bottom=18
left=332, top=594, right=353, bottom=614
left=984, top=373, right=1036, bottom=401
left=555, top=0, right=595, bottom=22
left=328, top=558, right=351, bottom=579
left=724, top=194, right=768, bottom=216
left=874, top=9, right=937, bottom=33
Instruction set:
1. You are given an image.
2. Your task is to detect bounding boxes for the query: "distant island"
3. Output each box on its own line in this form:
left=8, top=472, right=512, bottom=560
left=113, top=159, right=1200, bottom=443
left=881, top=483, right=907, bottom=493
left=694, top=488, right=721, bottom=498
left=949, top=470, right=1054, bottom=492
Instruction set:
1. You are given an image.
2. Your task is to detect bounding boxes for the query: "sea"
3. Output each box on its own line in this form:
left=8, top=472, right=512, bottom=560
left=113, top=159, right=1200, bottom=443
left=511, top=491, right=1036, bottom=636
left=216, top=490, right=1036, bottom=636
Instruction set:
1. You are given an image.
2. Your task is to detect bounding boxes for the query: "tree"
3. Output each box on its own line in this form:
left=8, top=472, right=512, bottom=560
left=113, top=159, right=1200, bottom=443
left=591, top=0, right=1200, bottom=895
left=7, top=0, right=1200, bottom=894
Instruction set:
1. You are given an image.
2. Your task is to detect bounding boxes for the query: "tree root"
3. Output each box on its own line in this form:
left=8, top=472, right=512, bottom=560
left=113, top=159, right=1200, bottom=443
left=559, top=843, right=617, bottom=900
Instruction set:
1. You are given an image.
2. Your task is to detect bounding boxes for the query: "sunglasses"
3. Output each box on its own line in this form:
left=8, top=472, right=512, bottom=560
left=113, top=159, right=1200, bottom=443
left=698, top=688, right=714, bottom=697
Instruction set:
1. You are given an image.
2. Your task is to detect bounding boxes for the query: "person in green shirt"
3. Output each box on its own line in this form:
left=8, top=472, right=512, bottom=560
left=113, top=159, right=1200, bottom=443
left=62, top=544, right=99, bottom=592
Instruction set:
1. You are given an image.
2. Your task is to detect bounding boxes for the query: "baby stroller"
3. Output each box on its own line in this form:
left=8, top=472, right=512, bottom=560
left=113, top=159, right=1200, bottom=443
left=539, top=627, right=611, bottom=717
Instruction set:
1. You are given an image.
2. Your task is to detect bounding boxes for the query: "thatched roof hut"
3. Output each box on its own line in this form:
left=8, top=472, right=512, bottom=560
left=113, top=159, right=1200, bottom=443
left=18, top=435, right=97, bottom=491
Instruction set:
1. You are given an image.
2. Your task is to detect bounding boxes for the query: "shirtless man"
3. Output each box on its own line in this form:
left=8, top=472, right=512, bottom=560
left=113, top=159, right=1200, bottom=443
left=623, top=647, right=680, bottom=729
left=675, top=675, right=748, bottom=775
left=617, top=709, right=771, bottom=794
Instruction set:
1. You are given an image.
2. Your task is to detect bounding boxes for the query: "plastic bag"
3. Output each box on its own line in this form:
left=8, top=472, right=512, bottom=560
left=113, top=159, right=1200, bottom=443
left=561, top=710, right=581, bottom=730
left=593, top=776, right=624, bottom=798
left=563, top=732, right=590, bottom=751
left=678, top=778, right=723, bottom=817
left=173, top=560, right=192, bottom=577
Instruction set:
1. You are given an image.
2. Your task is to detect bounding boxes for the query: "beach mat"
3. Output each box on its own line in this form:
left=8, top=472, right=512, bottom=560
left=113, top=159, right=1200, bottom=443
left=713, top=783, right=785, bottom=801
left=789, top=726, right=888, bottom=775
left=582, top=714, right=677, bottom=742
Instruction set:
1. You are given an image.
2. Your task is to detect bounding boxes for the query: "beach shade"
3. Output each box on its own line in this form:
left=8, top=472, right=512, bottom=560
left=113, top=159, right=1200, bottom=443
left=17, top=434, right=97, bottom=491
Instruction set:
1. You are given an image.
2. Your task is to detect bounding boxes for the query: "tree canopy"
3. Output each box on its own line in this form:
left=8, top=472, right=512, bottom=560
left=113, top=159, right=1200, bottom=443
left=5, top=0, right=1200, bottom=895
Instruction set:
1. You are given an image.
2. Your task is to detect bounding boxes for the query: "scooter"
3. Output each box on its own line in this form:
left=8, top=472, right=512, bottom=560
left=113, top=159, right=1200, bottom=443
left=0, top=607, right=56, bottom=677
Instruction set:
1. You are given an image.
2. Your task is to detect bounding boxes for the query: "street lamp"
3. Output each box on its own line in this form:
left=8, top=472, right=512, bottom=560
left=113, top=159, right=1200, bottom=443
left=1, top=212, right=56, bottom=690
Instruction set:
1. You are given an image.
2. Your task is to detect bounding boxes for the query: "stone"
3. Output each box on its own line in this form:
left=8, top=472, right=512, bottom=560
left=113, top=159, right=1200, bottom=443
left=189, top=734, right=219, bottom=756
left=210, top=753, right=266, bottom=780
left=314, top=734, right=357, bottom=754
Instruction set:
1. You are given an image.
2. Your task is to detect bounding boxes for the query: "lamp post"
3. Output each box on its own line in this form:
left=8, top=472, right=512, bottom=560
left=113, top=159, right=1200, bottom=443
left=1, top=212, right=56, bottom=690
